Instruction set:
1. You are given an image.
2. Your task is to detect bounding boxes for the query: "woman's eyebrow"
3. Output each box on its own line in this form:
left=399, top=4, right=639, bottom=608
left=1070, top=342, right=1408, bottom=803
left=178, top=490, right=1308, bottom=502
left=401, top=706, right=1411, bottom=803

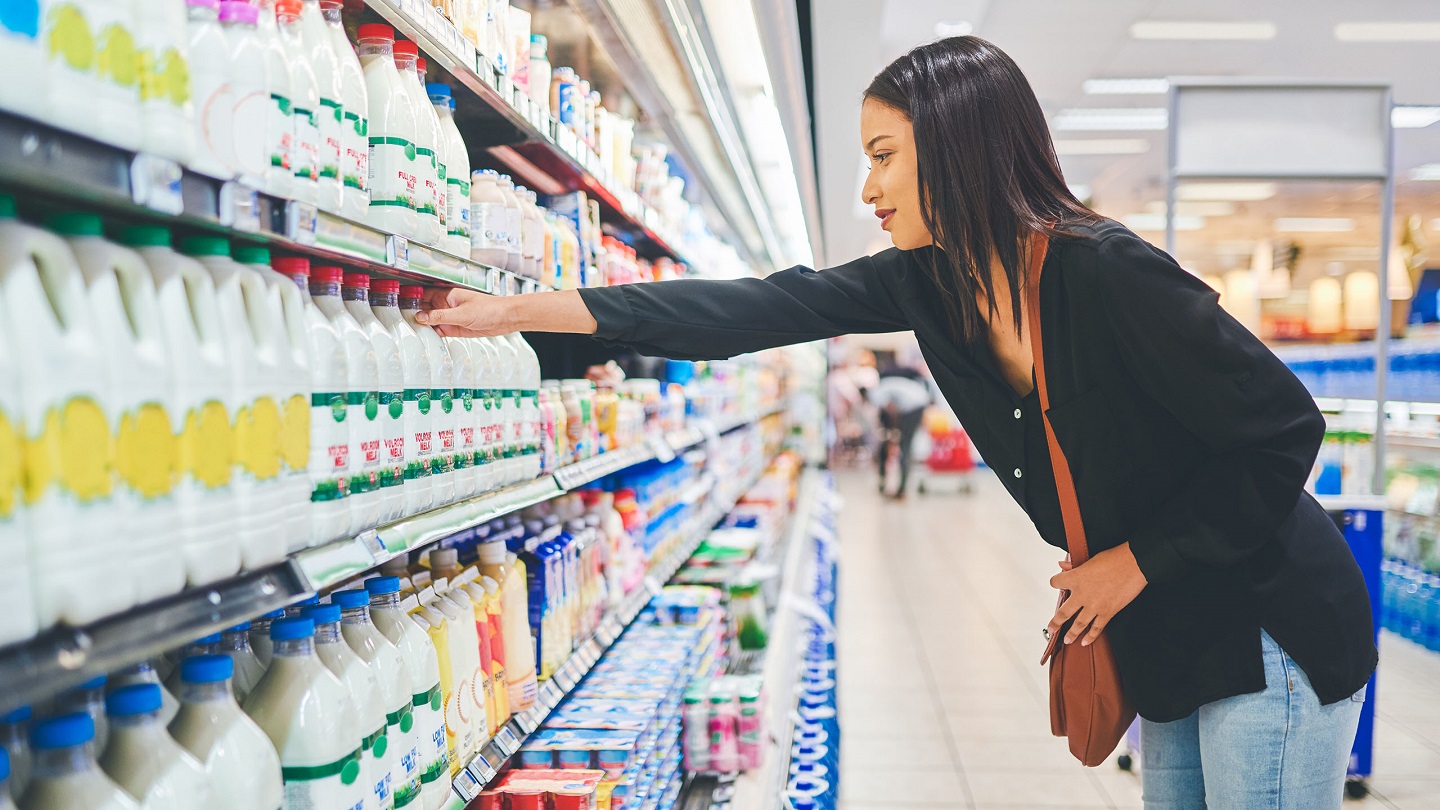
left=865, top=134, right=895, bottom=153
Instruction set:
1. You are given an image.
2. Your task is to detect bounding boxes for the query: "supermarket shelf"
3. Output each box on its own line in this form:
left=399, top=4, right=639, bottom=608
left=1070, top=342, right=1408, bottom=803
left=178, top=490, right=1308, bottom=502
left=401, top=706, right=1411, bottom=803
left=1274, top=338, right=1440, bottom=403
left=1314, top=493, right=1390, bottom=512
left=449, top=454, right=781, bottom=800
left=1387, top=433, right=1440, bottom=452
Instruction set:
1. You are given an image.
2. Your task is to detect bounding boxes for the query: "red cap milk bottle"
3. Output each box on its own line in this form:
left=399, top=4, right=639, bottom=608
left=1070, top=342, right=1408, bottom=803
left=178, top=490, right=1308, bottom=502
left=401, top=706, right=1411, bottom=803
left=344, top=272, right=407, bottom=523
left=254, top=0, right=295, bottom=198
left=371, top=279, right=435, bottom=516
left=277, top=0, right=321, bottom=205
left=322, top=0, right=371, bottom=223
left=400, top=286, right=457, bottom=506
left=298, top=0, right=345, bottom=214
left=357, top=24, right=419, bottom=239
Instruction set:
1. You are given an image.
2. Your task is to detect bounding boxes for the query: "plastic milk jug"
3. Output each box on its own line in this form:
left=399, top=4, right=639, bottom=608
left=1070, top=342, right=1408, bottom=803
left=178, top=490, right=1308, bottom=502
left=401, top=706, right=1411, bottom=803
left=42, top=0, right=141, bottom=149
left=0, top=199, right=35, bottom=646
left=135, top=0, right=196, bottom=164
left=20, top=714, right=138, bottom=810
left=322, top=0, right=369, bottom=222
left=100, top=685, right=211, bottom=810
left=343, top=273, right=406, bottom=524
left=219, top=2, right=269, bottom=184
left=0, top=0, right=45, bottom=121
left=370, top=280, right=434, bottom=517
left=399, top=287, right=456, bottom=505
left=442, top=335, right=480, bottom=501
left=254, top=0, right=294, bottom=198
left=276, top=0, right=319, bottom=204
left=356, top=24, right=417, bottom=238
left=186, top=0, right=235, bottom=177
left=392, top=41, right=440, bottom=246
left=305, top=603, right=390, bottom=810
left=298, top=0, right=344, bottom=213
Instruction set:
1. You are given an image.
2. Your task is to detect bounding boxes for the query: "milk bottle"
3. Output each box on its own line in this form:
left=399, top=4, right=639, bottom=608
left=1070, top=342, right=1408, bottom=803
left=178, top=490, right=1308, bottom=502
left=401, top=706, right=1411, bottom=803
left=2, top=706, right=32, bottom=798
left=254, top=0, right=293, bottom=198
left=249, top=609, right=286, bottom=669
left=343, top=273, right=406, bottom=524
left=271, top=258, right=351, bottom=545
left=298, top=0, right=344, bottom=214
left=469, top=170, right=508, bottom=268
left=393, top=42, right=441, bottom=246
left=49, top=213, right=181, bottom=608
left=0, top=745, right=15, bottom=810
left=311, top=265, right=382, bottom=532
left=303, top=603, right=389, bottom=810
left=41, top=0, right=140, bottom=149
left=356, top=25, right=418, bottom=238
left=108, top=661, right=178, bottom=727
left=520, top=189, right=542, bottom=279
left=242, top=618, right=365, bottom=810
left=331, top=590, right=420, bottom=810
left=100, top=685, right=211, bottom=809
left=465, top=338, right=500, bottom=494
left=217, top=622, right=266, bottom=703
left=219, top=2, right=268, bottom=185
left=234, top=246, right=312, bottom=553
left=277, top=0, right=320, bottom=205
left=51, top=676, right=108, bottom=754
left=427, top=86, right=470, bottom=257
left=322, top=0, right=370, bottom=223
left=117, top=226, right=239, bottom=585
left=168, top=655, right=283, bottom=810
left=488, top=331, right=520, bottom=486
left=507, top=334, right=542, bottom=480
left=416, top=58, right=447, bottom=244
left=178, top=237, right=286, bottom=571
left=399, top=287, right=456, bottom=505
left=527, top=35, right=550, bottom=114
left=19, top=714, right=137, bottom=810
left=0, top=0, right=45, bottom=122
left=187, top=0, right=235, bottom=177
left=443, top=336, right=480, bottom=501
left=0, top=234, right=33, bottom=645
left=135, top=0, right=196, bottom=164
left=498, top=176, right=524, bottom=273
left=162, top=634, right=220, bottom=697
left=370, top=279, right=434, bottom=517
left=364, top=577, right=449, bottom=808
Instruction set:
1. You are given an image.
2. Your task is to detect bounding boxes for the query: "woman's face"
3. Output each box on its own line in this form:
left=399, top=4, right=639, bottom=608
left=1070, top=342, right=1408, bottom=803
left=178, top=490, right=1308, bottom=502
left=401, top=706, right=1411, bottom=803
left=861, top=99, right=933, bottom=251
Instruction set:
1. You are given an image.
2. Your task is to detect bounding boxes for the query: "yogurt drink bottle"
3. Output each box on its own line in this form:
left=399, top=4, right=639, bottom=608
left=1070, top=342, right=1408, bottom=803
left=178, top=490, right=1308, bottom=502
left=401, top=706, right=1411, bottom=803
left=364, top=577, right=449, bottom=809
left=298, top=0, right=344, bottom=214
left=322, top=0, right=371, bottom=222
left=277, top=0, right=320, bottom=205
left=19, top=714, right=138, bottom=810
left=370, top=280, right=434, bottom=517
left=100, top=685, right=211, bottom=809
left=135, top=0, right=196, bottom=164
left=478, top=536, right=536, bottom=711
left=217, top=622, right=266, bottom=703
left=356, top=25, right=419, bottom=238
left=407, top=598, right=456, bottom=780
left=343, top=273, right=407, bottom=524
left=393, top=42, right=441, bottom=246
left=304, top=603, right=390, bottom=810
left=168, top=655, right=283, bottom=810
left=310, top=265, right=383, bottom=533
left=498, top=176, right=524, bottom=274
left=249, top=609, right=287, bottom=669
left=331, top=590, right=421, bottom=810
left=117, top=226, right=241, bottom=584
left=234, top=246, right=313, bottom=553
left=242, top=618, right=366, bottom=810
left=272, top=258, right=352, bottom=545
left=48, top=213, right=180, bottom=608
left=187, top=0, right=236, bottom=177
left=427, top=85, right=471, bottom=257
left=2, top=706, right=32, bottom=798
left=220, top=3, right=269, bottom=185
left=429, top=552, right=489, bottom=746
left=469, top=170, right=508, bottom=268
left=254, top=0, right=294, bottom=198
left=399, top=287, right=456, bottom=505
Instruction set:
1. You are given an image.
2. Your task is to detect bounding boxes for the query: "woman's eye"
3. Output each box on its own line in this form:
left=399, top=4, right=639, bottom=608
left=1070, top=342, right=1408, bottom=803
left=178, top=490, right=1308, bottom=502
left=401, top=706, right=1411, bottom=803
left=873, top=153, right=891, bottom=164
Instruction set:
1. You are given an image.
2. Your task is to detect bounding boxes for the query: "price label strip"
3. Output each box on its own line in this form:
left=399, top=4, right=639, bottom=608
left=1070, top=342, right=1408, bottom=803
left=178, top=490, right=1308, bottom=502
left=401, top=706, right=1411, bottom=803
left=130, top=154, right=185, bottom=215
left=295, top=538, right=382, bottom=592
left=219, top=180, right=261, bottom=232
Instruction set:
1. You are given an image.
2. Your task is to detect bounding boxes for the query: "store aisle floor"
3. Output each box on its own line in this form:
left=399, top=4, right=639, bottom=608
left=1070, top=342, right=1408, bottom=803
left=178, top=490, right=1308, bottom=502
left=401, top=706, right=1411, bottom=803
left=833, top=470, right=1440, bottom=810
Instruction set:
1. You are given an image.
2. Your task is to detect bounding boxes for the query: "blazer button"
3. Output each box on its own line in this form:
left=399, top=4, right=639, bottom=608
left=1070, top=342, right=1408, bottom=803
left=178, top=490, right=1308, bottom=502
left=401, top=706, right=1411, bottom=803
left=1013, top=409, right=1022, bottom=419
left=1014, top=468, right=1023, bottom=479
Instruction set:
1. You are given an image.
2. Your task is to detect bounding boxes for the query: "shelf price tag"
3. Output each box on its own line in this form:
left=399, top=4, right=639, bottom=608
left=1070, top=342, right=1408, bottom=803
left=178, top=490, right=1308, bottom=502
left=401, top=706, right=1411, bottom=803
left=356, top=529, right=386, bottom=560
left=219, top=180, right=262, bottom=232
left=451, top=768, right=482, bottom=801
left=388, top=235, right=410, bottom=271
left=286, top=201, right=318, bottom=246
left=130, top=154, right=186, bottom=215
left=487, top=266, right=503, bottom=295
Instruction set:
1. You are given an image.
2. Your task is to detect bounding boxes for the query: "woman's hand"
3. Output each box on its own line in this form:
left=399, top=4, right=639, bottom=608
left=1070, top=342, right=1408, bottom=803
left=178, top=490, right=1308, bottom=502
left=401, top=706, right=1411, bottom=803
left=1043, top=542, right=1147, bottom=657
left=415, top=288, right=512, bottom=337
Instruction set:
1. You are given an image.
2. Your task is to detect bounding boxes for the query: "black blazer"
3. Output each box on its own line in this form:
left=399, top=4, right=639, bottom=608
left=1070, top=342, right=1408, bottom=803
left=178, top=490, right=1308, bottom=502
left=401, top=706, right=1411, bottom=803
left=578, top=218, right=1377, bottom=721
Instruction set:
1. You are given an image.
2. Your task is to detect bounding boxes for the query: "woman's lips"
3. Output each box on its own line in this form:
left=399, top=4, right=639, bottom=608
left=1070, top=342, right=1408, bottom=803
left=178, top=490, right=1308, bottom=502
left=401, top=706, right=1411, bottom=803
left=877, top=209, right=895, bottom=230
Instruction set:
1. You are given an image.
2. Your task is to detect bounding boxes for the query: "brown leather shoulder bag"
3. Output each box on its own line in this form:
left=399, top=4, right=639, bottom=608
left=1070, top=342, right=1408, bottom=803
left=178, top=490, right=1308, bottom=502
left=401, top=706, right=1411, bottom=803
left=1026, top=235, right=1138, bottom=767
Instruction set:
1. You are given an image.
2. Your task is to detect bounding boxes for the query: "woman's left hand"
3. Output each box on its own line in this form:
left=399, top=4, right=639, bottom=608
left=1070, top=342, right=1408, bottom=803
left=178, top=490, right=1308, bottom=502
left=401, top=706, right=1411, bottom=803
left=1043, top=542, right=1148, bottom=657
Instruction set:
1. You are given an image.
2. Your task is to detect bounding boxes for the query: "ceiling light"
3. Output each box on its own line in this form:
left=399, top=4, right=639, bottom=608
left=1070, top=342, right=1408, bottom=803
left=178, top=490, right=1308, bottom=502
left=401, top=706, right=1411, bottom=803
left=1335, top=22, right=1440, bottom=42
left=1393, top=106, right=1440, bottom=128
left=1053, top=138, right=1150, bottom=155
left=1083, top=78, right=1171, bottom=95
left=1130, top=21, right=1277, bottom=40
left=1177, top=182, right=1277, bottom=202
left=1143, top=200, right=1237, bottom=217
left=1123, top=213, right=1205, bottom=232
left=1053, top=108, right=1168, bottom=131
left=1411, top=163, right=1440, bottom=181
left=1274, top=217, right=1356, bottom=233
left=934, top=20, right=973, bottom=37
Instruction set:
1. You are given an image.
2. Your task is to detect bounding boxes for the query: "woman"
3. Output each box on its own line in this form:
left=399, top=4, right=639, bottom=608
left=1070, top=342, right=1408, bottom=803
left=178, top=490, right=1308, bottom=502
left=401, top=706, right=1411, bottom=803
left=419, top=36, right=1376, bottom=808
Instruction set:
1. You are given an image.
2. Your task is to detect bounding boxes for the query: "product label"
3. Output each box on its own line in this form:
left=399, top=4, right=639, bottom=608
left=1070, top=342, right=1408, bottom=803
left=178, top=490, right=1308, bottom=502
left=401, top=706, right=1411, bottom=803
left=281, top=749, right=364, bottom=810
left=415, top=147, right=439, bottom=217
left=0, top=409, right=20, bottom=518
left=115, top=402, right=177, bottom=498
left=521, top=390, right=540, bottom=455
left=388, top=705, right=422, bottom=808
left=349, top=390, right=382, bottom=494
left=379, top=391, right=405, bottom=489
left=369, top=137, right=418, bottom=210
left=433, top=388, right=455, bottom=474
left=505, top=207, right=522, bottom=255
left=364, top=725, right=392, bottom=810
left=506, top=390, right=522, bottom=458
left=455, top=388, right=475, bottom=469
left=310, top=392, right=350, bottom=502
left=470, top=201, right=508, bottom=253
left=269, top=93, right=293, bottom=170
left=293, top=106, right=320, bottom=181
left=175, top=400, right=233, bottom=492
left=235, top=396, right=283, bottom=482
left=141, top=45, right=190, bottom=108
left=319, top=98, right=343, bottom=181
left=447, top=177, right=470, bottom=240
left=434, top=161, right=447, bottom=231
left=233, top=87, right=270, bottom=180
left=344, top=111, right=369, bottom=191
left=404, top=388, right=434, bottom=480
left=281, top=393, right=310, bottom=474
left=414, top=685, right=449, bottom=786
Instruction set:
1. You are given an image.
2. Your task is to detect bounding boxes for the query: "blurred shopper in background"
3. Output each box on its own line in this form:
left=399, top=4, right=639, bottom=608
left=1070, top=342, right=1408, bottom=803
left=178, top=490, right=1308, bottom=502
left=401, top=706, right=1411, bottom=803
left=868, top=364, right=933, bottom=498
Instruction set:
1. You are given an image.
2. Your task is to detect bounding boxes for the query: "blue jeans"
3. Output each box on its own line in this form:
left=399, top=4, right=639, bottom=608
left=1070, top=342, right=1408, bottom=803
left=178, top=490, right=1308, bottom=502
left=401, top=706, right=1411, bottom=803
left=1139, top=631, right=1365, bottom=810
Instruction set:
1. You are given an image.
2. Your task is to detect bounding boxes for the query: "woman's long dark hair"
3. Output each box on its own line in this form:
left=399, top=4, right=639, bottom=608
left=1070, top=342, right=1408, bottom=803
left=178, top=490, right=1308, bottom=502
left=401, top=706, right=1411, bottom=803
left=864, top=36, right=1096, bottom=341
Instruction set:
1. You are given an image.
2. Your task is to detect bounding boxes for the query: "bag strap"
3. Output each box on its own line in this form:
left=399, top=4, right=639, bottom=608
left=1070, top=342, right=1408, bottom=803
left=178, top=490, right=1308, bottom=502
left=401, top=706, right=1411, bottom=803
left=1024, top=235, right=1092, bottom=565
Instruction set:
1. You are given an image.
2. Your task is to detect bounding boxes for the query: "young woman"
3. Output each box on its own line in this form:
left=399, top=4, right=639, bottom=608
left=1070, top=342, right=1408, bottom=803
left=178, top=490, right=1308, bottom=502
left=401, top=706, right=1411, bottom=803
left=418, top=36, right=1376, bottom=808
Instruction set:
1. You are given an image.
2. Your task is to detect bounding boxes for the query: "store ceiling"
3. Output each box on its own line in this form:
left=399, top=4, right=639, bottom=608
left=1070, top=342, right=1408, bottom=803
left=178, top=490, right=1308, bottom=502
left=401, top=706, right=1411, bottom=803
left=809, top=0, right=1440, bottom=274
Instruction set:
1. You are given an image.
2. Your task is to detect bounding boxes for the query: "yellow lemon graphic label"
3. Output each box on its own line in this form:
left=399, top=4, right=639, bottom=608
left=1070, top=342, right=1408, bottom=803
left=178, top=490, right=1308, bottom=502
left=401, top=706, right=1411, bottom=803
left=137, top=48, right=158, bottom=102
left=281, top=394, right=309, bottom=474
left=96, top=23, right=137, bottom=87
left=45, top=4, right=93, bottom=72
left=237, top=397, right=282, bottom=481
left=0, top=410, right=21, bottom=519
left=160, top=47, right=190, bottom=107
left=182, top=401, right=234, bottom=490
left=57, top=398, right=113, bottom=503
left=116, top=404, right=177, bottom=500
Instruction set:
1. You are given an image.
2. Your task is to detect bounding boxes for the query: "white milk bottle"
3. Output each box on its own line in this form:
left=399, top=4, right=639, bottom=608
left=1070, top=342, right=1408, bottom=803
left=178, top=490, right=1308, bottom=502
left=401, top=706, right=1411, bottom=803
left=135, top=0, right=196, bottom=164
left=519, top=189, right=542, bottom=279
left=427, top=85, right=470, bottom=257
left=443, top=335, right=480, bottom=500
left=0, top=210, right=34, bottom=646
left=118, top=226, right=239, bottom=586
left=488, top=331, right=520, bottom=486
left=371, top=280, right=434, bottom=517
left=322, top=0, right=370, bottom=222
left=277, top=0, right=320, bottom=205
left=399, top=287, right=456, bottom=505
left=217, top=622, right=266, bottom=703
left=186, top=0, right=235, bottom=177
left=41, top=0, right=140, bottom=149
left=415, top=58, right=447, bottom=243
left=100, top=685, right=211, bottom=809
left=109, top=661, right=178, bottom=727
left=49, top=213, right=181, bottom=608
left=298, top=0, right=343, bottom=213
left=311, top=265, right=383, bottom=533
left=234, top=246, right=312, bottom=553
left=331, top=589, right=419, bottom=810
left=498, top=176, right=524, bottom=274
left=364, top=577, right=449, bottom=809
left=19, top=714, right=137, bottom=810
left=304, top=603, right=389, bottom=810
left=248, top=609, right=286, bottom=669
left=356, top=24, right=418, bottom=238
left=343, top=273, right=405, bottom=524
left=179, top=237, right=286, bottom=571
left=243, top=618, right=366, bottom=810
left=527, top=35, right=550, bottom=114
left=254, top=0, right=294, bottom=198
left=507, top=334, right=543, bottom=481
left=463, top=337, right=499, bottom=494
left=219, top=2, right=268, bottom=185
left=52, top=676, right=108, bottom=752
left=0, top=0, right=44, bottom=122
left=0, top=706, right=31, bottom=799
left=0, top=745, right=15, bottom=810
left=469, top=170, right=508, bottom=268
left=168, top=655, right=283, bottom=810
left=393, top=42, right=440, bottom=246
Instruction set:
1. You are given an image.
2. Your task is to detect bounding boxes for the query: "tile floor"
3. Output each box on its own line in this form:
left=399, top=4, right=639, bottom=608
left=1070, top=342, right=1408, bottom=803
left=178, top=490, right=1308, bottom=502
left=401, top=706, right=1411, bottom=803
left=833, top=470, right=1440, bottom=809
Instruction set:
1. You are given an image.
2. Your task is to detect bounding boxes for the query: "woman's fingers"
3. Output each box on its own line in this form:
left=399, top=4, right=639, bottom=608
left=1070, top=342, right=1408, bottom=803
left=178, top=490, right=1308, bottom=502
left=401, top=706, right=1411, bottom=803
left=1064, top=608, right=1094, bottom=645
left=1045, top=593, right=1082, bottom=641
left=1080, top=614, right=1108, bottom=647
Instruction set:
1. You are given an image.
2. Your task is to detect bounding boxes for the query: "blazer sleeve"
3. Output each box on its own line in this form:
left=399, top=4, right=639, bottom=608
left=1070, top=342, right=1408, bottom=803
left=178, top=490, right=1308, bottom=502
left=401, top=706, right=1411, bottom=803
left=575, top=250, right=913, bottom=361
left=1095, top=231, right=1325, bottom=584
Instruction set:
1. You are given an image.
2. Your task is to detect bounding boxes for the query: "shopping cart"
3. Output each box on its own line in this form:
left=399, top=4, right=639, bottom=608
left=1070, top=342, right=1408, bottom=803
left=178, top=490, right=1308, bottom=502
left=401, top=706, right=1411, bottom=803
left=915, top=411, right=976, bottom=495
